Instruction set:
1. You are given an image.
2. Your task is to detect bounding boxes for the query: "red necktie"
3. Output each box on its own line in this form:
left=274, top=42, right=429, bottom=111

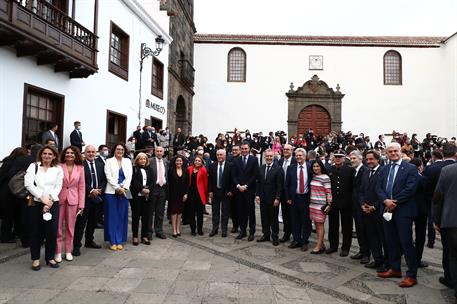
left=299, top=165, right=304, bottom=193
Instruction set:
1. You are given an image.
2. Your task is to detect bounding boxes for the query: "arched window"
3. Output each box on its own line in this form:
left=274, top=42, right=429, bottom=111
left=227, top=48, right=246, bottom=82
left=383, top=50, right=402, bottom=85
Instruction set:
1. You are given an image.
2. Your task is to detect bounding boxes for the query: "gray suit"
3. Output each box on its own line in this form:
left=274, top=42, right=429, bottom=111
left=433, top=162, right=457, bottom=292
left=41, top=130, right=59, bottom=148
left=148, top=157, right=169, bottom=236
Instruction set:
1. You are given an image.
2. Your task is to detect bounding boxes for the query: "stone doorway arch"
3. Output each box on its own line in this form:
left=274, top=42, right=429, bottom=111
left=175, top=96, right=188, bottom=134
left=297, top=105, right=331, bottom=136
left=286, top=75, right=344, bottom=138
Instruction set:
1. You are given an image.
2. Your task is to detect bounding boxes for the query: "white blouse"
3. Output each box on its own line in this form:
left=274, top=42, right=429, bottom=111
left=24, top=162, right=64, bottom=202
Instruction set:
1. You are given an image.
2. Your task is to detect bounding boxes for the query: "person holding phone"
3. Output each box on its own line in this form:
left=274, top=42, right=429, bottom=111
left=55, top=146, right=85, bottom=263
left=309, top=159, right=332, bottom=254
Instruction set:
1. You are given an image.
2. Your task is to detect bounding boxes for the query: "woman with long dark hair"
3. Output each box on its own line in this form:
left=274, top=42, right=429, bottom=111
left=168, top=155, right=188, bottom=237
left=186, top=156, right=208, bottom=236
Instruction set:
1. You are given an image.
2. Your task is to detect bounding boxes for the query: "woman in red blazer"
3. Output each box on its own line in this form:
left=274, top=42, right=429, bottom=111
left=56, top=146, right=85, bottom=262
left=186, top=155, right=208, bottom=236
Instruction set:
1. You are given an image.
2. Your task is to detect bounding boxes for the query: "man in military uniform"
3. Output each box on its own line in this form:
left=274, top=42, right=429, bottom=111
left=326, top=149, right=355, bottom=257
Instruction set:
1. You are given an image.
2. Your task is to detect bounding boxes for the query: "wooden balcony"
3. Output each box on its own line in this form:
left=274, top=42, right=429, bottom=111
left=178, top=59, right=194, bottom=88
left=0, top=0, right=98, bottom=78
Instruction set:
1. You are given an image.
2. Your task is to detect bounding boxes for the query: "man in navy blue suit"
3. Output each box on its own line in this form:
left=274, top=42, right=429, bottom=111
left=285, top=148, right=312, bottom=251
left=376, top=142, right=419, bottom=288
left=277, top=144, right=296, bottom=242
left=69, top=121, right=85, bottom=152
left=232, top=142, right=259, bottom=241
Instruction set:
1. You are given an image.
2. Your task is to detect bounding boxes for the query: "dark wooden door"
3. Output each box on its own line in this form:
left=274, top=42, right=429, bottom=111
left=297, top=105, right=331, bottom=136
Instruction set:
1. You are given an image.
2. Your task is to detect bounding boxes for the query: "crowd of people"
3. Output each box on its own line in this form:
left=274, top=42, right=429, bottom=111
left=0, top=122, right=457, bottom=297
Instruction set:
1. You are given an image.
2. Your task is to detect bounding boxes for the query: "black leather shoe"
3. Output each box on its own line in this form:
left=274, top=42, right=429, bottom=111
left=360, top=256, right=370, bottom=264
left=95, top=223, right=104, bottom=229
left=209, top=230, right=218, bottom=237
left=1, top=238, right=16, bottom=244
left=301, top=244, right=308, bottom=252
left=141, top=238, right=151, bottom=245
left=236, top=232, right=246, bottom=240
left=365, top=261, right=383, bottom=269
left=248, top=234, right=255, bottom=242
left=325, top=248, right=337, bottom=254
left=340, top=250, right=349, bottom=257
left=279, top=235, right=290, bottom=243
left=418, top=261, right=429, bottom=268
left=156, top=233, right=167, bottom=239
left=439, top=276, right=453, bottom=288
left=191, top=231, right=197, bottom=236
left=288, top=241, right=301, bottom=249
left=427, top=242, right=434, bottom=249
left=256, top=235, right=270, bottom=242
left=85, top=241, right=102, bottom=249
left=350, top=252, right=363, bottom=260
left=221, top=231, right=227, bottom=237
left=272, top=239, right=279, bottom=246
left=46, top=260, right=60, bottom=268
left=231, top=227, right=238, bottom=233
left=198, top=230, right=204, bottom=236
left=72, top=248, right=81, bottom=256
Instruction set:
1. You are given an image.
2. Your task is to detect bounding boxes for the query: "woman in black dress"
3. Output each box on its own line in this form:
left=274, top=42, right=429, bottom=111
left=168, top=155, right=188, bottom=237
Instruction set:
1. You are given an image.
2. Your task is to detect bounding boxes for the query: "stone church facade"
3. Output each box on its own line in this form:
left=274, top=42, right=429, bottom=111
left=192, top=33, right=457, bottom=141
left=160, top=0, right=195, bottom=135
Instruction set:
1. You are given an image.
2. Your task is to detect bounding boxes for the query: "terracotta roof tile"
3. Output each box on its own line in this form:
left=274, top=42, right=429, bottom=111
left=194, top=33, right=446, bottom=47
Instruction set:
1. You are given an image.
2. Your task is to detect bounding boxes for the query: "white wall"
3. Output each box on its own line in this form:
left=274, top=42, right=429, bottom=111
left=0, top=0, right=170, bottom=157
left=193, top=42, right=454, bottom=142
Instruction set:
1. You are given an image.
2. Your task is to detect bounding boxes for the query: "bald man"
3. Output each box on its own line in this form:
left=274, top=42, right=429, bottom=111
left=73, top=145, right=107, bottom=256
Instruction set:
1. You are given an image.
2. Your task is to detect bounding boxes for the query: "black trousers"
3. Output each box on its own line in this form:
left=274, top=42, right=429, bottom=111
left=363, top=211, right=384, bottom=264
left=414, top=211, right=427, bottom=264
left=353, top=202, right=370, bottom=257
left=130, top=196, right=152, bottom=238
left=212, top=189, right=230, bottom=232
left=230, top=195, right=239, bottom=230
left=260, top=200, right=279, bottom=240
left=0, top=192, right=21, bottom=242
left=149, top=187, right=166, bottom=236
left=441, top=228, right=457, bottom=286
left=236, top=191, right=256, bottom=235
left=291, top=193, right=311, bottom=245
left=280, top=195, right=292, bottom=238
left=188, top=197, right=204, bottom=233
left=27, top=202, right=59, bottom=261
left=73, top=199, right=98, bottom=249
left=328, top=207, right=352, bottom=251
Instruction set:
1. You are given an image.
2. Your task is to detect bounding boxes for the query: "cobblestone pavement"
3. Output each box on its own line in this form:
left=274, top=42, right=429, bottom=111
left=0, top=206, right=454, bottom=304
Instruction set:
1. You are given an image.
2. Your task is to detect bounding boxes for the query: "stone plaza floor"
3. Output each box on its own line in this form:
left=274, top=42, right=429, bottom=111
left=0, top=206, right=455, bottom=304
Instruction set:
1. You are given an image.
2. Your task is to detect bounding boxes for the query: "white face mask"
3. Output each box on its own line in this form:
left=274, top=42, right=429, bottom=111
left=77, top=126, right=81, bottom=130
left=43, top=212, right=52, bottom=221
left=383, top=212, right=392, bottom=221
left=102, top=151, right=109, bottom=157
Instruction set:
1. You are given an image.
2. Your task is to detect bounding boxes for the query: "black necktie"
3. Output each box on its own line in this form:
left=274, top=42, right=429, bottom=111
left=369, top=169, right=375, bottom=179
left=90, top=162, right=97, bottom=188
left=218, top=163, right=223, bottom=189
left=265, top=165, right=271, bottom=178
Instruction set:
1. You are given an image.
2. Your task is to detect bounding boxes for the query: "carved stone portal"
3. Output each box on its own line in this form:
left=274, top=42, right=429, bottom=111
left=286, top=75, right=344, bottom=137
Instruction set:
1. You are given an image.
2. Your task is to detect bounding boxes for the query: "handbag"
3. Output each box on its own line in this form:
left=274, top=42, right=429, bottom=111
left=321, top=203, right=331, bottom=214
left=8, top=163, right=37, bottom=199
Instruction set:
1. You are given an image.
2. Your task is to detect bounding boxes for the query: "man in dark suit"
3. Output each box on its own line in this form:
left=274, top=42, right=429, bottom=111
left=41, top=123, right=60, bottom=150
left=285, top=148, right=312, bottom=251
left=148, top=146, right=168, bottom=239
left=429, top=143, right=457, bottom=289
left=208, top=149, right=233, bottom=237
left=232, top=142, right=259, bottom=241
left=349, top=150, right=370, bottom=263
left=73, top=145, right=106, bottom=256
left=142, top=126, right=159, bottom=150
left=255, top=149, right=284, bottom=246
left=133, top=126, right=144, bottom=151
left=69, top=121, right=85, bottom=152
left=326, top=149, right=355, bottom=257
left=359, top=150, right=387, bottom=271
left=173, top=127, right=186, bottom=155
left=227, top=144, right=241, bottom=232
left=433, top=161, right=457, bottom=299
left=377, top=142, right=419, bottom=288
left=423, top=144, right=456, bottom=248
left=277, top=144, right=296, bottom=242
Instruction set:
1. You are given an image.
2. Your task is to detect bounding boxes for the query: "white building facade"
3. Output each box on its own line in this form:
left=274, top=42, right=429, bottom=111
left=0, top=0, right=171, bottom=157
left=193, top=33, right=457, bottom=141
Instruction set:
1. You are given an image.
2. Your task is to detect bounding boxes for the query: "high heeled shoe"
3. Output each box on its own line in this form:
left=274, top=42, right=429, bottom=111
left=32, top=260, right=41, bottom=271
left=141, top=239, right=151, bottom=245
left=46, top=260, right=60, bottom=268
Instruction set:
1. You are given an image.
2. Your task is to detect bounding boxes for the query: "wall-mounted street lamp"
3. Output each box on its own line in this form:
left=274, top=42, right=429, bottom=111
left=138, top=35, right=165, bottom=125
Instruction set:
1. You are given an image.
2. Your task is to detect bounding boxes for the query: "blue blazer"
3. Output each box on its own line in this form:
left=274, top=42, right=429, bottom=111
left=376, top=160, right=419, bottom=217
left=284, top=163, right=312, bottom=201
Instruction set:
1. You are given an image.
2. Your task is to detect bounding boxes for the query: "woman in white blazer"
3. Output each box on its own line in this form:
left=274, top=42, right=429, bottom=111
left=104, top=143, right=132, bottom=251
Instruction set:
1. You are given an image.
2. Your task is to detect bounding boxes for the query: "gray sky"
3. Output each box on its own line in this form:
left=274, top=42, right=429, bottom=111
left=194, top=0, right=457, bottom=37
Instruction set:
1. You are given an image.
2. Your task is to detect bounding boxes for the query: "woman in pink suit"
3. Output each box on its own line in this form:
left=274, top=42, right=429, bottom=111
left=55, top=146, right=85, bottom=262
